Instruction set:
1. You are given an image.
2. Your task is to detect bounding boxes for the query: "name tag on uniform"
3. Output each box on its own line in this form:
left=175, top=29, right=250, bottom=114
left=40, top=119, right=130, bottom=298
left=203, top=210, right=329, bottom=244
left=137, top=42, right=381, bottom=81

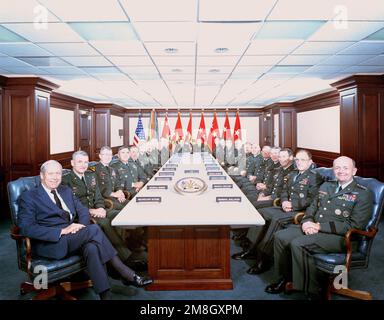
left=158, top=172, right=175, bottom=176
left=147, top=185, right=168, bottom=190
left=216, top=196, right=241, bottom=202
left=205, top=165, right=220, bottom=169
left=155, top=177, right=172, bottom=181
left=209, top=175, right=226, bottom=180
left=207, top=171, right=223, bottom=176
left=136, top=196, right=162, bottom=203
left=212, top=183, right=233, bottom=189
left=162, top=167, right=176, bottom=171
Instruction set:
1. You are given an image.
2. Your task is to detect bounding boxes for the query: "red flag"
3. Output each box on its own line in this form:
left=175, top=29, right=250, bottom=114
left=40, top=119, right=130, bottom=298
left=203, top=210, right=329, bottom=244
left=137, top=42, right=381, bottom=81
left=223, top=112, right=232, bottom=141
left=173, top=111, right=183, bottom=142
left=161, top=113, right=171, bottom=139
left=207, top=112, right=220, bottom=151
left=185, top=112, right=192, bottom=142
left=233, top=111, right=242, bottom=141
left=197, top=112, right=207, bottom=144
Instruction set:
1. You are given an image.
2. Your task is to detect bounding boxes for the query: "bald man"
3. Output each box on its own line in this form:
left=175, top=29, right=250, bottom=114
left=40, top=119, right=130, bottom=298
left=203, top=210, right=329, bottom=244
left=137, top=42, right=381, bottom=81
left=265, top=156, right=373, bottom=299
left=18, top=160, right=152, bottom=300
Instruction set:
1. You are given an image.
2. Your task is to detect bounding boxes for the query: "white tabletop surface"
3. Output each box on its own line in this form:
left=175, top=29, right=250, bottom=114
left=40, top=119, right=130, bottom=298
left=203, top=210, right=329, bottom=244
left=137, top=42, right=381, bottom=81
left=112, top=152, right=265, bottom=227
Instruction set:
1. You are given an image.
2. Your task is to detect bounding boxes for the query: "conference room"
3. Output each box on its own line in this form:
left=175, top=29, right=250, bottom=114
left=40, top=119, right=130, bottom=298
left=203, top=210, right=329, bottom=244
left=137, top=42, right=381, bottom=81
left=0, top=0, right=384, bottom=302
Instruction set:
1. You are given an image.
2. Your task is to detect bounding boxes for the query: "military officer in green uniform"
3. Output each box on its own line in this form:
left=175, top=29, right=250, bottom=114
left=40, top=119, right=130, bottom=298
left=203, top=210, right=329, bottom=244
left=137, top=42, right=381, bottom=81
left=111, top=146, right=146, bottom=196
left=95, top=146, right=129, bottom=211
left=61, top=150, right=133, bottom=266
left=233, top=149, right=323, bottom=274
left=265, top=156, right=373, bottom=299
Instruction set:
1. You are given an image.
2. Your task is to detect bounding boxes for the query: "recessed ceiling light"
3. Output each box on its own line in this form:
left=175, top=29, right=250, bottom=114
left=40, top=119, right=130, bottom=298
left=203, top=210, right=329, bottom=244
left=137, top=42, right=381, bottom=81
left=171, top=68, right=183, bottom=72
left=208, top=68, right=220, bottom=73
left=164, top=48, right=178, bottom=54
left=214, top=47, right=229, bottom=53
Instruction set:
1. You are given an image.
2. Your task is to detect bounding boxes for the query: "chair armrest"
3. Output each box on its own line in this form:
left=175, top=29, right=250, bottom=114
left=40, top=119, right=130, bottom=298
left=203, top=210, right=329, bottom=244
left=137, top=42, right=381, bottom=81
left=104, top=199, right=114, bottom=210
left=10, top=226, right=33, bottom=276
left=273, top=198, right=281, bottom=207
left=344, top=227, right=377, bottom=270
left=293, top=212, right=305, bottom=225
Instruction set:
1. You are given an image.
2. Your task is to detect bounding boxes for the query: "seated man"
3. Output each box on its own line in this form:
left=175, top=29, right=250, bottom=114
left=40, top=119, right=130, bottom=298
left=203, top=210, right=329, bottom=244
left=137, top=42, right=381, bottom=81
left=62, top=150, right=145, bottom=270
left=18, top=160, right=152, bottom=300
left=233, top=149, right=323, bottom=275
left=265, top=156, right=372, bottom=299
left=95, top=146, right=129, bottom=211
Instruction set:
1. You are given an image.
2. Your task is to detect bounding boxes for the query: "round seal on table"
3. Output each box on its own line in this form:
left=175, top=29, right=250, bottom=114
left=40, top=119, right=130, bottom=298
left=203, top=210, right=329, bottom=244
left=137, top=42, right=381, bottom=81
left=174, top=177, right=208, bottom=195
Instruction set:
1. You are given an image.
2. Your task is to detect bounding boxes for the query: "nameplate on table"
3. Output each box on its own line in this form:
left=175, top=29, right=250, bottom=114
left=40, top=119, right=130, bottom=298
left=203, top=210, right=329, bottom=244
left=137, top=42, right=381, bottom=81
left=184, top=169, right=199, bottom=174
left=216, top=196, right=241, bottom=203
left=209, top=175, right=226, bottom=180
left=207, top=171, right=223, bottom=176
left=147, top=185, right=168, bottom=190
left=136, top=196, right=162, bottom=203
left=212, top=183, right=233, bottom=189
left=162, top=167, right=176, bottom=171
left=155, top=176, right=172, bottom=181
left=158, top=171, right=175, bottom=176
left=165, top=164, right=178, bottom=168
left=205, top=166, right=220, bottom=171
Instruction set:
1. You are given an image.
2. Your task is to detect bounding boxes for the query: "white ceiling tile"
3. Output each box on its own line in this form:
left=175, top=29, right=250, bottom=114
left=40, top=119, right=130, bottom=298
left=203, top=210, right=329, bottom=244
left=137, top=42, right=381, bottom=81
left=39, top=0, right=128, bottom=22
left=319, top=54, right=376, bottom=65
left=3, top=65, right=50, bottom=74
left=145, top=42, right=195, bottom=56
left=360, top=54, right=384, bottom=65
left=18, top=57, right=69, bottom=67
left=0, top=43, right=53, bottom=56
left=3, top=23, right=84, bottom=42
left=129, top=74, right=161, bottom=80
left=342, top=65, right=384, bottom=73
left=62, top=56, right=112, bottom=67
left=239, top=55, right=284, bottom=66
left=93, top=73, right=131, bottom=81
left=162, top=74, right=194, bottom=81
left=40, top=66, right=88, bottom=75
left=278, top=55, right=330, bottom=65
left=152, top=56, right=195, bottom=66
left=198, top=22, right=261, bottom=43
left=338, top=41, right=384, bottom=55
left=270, top=65, right=311, bottom=73
left=309, top=21, right=384, bottom=41
left=234, top=65, right=272, bottom=74
left=197, top=73, right=228, bottom=80
left=39, top=43, right=100, bottom=56
left=268, top=0, right=338, bottom=20
left=107, top=55, right=154, bottom=66
left=199, top=0, right=275, bottom=21
left=247, top=39, right=303, bottom=55
left=197, top=66, right=234, bottom=73
left=292, top=41, right=354, bottom=54
left=0, top=56, right=33, bottom=67
left=120, top=0, right=196, bottom=22
left=90, top=40, right=147, bottom=55
left=0, top=0, right=59, bottom=23
left=133, top=22, right=197, bottom=41
left=334, top=0, right=384, bottom=21
left=197, top=55, right=240, bottom=66
left=120, top=65, right=159, bottom=74
left=303, top=65, right=347, bottom=74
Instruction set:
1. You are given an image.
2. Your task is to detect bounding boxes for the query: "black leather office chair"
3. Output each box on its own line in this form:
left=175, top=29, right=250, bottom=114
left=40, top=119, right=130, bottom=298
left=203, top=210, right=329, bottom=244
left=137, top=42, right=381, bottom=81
left=8, top=176, right=92, bottom=300
left=313, top=175, right=384, bottom=300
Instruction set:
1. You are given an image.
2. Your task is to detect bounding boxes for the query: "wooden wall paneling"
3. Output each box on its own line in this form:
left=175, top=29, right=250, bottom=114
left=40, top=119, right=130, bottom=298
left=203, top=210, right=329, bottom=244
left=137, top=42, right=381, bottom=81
left=35, top=90, right=50, bottom=169
left=280, top=108, right=296, bottom=151
left=0, top=86, right=6, bottom=219
left=93, top=108, right=110, bottom=155
left=124, top=113, right=130, bottom=146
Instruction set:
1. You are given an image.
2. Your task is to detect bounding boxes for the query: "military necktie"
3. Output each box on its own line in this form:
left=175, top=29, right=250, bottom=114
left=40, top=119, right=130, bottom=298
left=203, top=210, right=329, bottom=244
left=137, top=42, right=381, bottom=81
left=81, top=176, right=87, bottom=187
left=294, top=173, right=301, bottom=182
left=336, top=185, right=342, bottom=193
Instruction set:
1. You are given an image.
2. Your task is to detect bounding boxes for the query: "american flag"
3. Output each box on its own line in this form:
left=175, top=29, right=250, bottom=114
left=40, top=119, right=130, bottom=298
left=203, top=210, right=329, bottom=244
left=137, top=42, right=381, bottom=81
left=133, top=115, right=146, bottom=146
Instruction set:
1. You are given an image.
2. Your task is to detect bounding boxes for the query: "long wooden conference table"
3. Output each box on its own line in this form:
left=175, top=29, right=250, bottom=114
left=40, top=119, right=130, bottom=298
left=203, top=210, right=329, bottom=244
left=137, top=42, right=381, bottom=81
left=112, top=152, right=264, bottom=290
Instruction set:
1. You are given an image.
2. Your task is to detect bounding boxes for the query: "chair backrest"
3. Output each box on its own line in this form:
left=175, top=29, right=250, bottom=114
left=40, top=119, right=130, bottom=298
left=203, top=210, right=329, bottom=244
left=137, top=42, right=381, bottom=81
left=314, top=167, right=335, bottom=181
left=7, top=176, right=41, bottom=225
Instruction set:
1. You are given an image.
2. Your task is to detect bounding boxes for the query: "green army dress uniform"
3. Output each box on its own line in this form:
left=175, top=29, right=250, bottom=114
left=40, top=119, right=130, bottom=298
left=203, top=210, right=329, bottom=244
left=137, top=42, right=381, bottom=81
left=234, top=153, right=263, bottom=188
left=240, top=158, right=275, bottom=196
left=111, top=159, right=147, bottom=195
left=61, top=170, right=131, bottom=262
left=94, top=162, right=129, bottom=211
left=246, top=169, right=323, bottom=258
left=273, top=179, right=373, bottom=296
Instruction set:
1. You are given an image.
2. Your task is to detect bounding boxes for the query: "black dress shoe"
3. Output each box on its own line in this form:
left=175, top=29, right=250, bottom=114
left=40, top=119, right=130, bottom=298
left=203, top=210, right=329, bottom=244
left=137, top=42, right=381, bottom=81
left=246, top=260, right=271, bottom=275
left=231, top=250, right=257, bottom=260
left=122, top=274, right=153, bottom=288
left=265, top=278, right=287, bottom=294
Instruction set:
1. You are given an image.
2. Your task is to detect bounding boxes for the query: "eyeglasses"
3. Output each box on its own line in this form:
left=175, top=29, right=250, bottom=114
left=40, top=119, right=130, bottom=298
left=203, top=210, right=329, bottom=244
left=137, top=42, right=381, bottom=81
left=294, top=158, right=310, bottom=162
